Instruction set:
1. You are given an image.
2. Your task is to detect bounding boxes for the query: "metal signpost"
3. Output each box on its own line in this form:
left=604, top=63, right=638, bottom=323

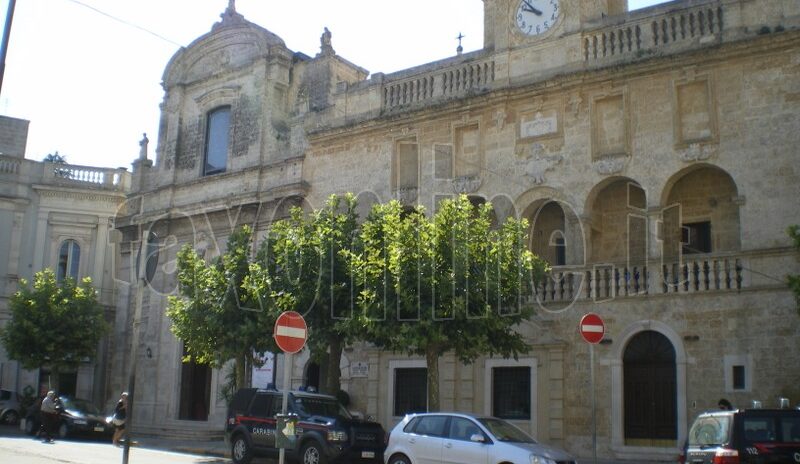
left=273, top=311, right=307, bottom=464
left=579, top=313, right=605, bottom=464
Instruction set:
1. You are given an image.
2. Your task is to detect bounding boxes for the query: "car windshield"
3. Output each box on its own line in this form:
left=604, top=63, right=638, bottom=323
left=477, top=417, right=536, bottom=443
left=59, top=398, right=101, bottom=415
left=294, top=396, right=352, bottom=420
left=688, top=415, right=731, bottom=446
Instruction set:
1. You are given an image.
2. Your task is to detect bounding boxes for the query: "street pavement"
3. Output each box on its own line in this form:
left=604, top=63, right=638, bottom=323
left=0, top=422, right=668, bottom=463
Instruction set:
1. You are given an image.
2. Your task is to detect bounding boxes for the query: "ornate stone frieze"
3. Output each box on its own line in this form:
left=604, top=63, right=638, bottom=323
left=395, top=187, right=418, bottom=205
left=678, top=143, right=717, bottom=162
left=451, top=175, right=482, bottom=194
left=593, top=155, right=628, bottom=175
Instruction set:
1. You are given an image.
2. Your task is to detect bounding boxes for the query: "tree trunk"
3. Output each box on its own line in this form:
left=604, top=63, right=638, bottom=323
left=235, top=355, right=246, bottom=390
left=325, top=336, right=343, bottom=395
left=425, top=346, right=440, bottom=412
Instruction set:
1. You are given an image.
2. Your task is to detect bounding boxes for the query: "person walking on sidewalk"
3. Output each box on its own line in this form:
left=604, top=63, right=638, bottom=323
left=39, top=391, right=59, bottom=443
left=111, top=392, right=128, bottom=447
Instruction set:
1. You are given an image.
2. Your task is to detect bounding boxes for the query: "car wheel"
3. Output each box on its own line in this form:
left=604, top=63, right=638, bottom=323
left=1, top=410, right=20, bottom=425
left=301, top=441, right=327, bottom=464
left=58, top=422, right=68, bottom=439
left=388, top=454, right=412, bottom=464
left=230, top=434, right=252, bottom=464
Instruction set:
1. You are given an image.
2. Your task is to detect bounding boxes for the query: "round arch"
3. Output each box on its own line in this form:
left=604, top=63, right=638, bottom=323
left=609, top=320, right=687, bottom=453
left=658, top=163, right=739, bottom=208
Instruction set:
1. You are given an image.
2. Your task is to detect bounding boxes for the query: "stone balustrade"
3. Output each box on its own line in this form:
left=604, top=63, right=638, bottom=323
left=382, top=58, right=495, bottom=111
left=0, top=154, right=130, bottom=191
left=527, top=249, right=788, bottom=307
left=583, top=1, right=724, bottom=63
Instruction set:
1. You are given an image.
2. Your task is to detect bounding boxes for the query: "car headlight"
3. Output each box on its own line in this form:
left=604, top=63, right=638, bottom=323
left=327, top=430, right=348, bottom=442
left=530, top=455, right=557, bottom=464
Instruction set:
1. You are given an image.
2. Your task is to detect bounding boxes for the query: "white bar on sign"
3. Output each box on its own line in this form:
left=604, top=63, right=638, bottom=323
left=276, top=325, right=306, bottom=338
left=581, top=325, right=604, bottom=333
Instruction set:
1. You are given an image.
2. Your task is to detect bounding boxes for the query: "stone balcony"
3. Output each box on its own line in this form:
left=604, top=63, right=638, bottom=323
left=0, top=154, right=130, bottom=192
left=527, top=247, right=795, bottom=309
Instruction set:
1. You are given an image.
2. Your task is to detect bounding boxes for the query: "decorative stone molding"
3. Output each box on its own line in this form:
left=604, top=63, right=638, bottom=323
left=522, top=144, right=563, bottom=185
left=593, top=155, right=628, bottom=175
left=395, top=187, right=418, bottom=204
left=451, top=175, right=482, bottom=194
left=678, top=143, right=717, bottom=162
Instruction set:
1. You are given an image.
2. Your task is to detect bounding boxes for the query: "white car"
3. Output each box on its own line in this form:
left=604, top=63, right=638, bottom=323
left=385, top=412, right=577, bottom=464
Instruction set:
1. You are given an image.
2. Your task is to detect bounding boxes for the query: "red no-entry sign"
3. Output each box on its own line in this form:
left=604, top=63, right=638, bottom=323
left=579, top=313, right=605, bottom=344
left=274, top=311, right=307, bottom=354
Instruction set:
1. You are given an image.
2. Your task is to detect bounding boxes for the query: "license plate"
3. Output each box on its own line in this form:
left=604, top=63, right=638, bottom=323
left=361, top=451, right=375, bottom=459
left=94, top=426, right=105, bottom=432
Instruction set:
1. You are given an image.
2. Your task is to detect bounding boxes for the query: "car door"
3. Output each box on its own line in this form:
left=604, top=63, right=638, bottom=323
left=405, top=415, right=449, bottom=464
left=247, top=393, right=277, bottom=449
left=441, top=417, right=489, bottom=464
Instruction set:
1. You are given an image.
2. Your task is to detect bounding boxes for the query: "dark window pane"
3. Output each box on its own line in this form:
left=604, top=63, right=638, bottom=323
left=780, top=417, right=800, bottom=442
left=682, top=221, right=712, bottom=254
left=493, top=367, right=530, bottom=420
left=742, top=418, right=776, bottom=443
left=250, top=394, right=271, bottom=416
left=394, top=368, right=427, bottom=416
left=448, top=417, right=483, bottom=441
left=57, top=240, right=80, bottom=282
left=414, top=415, right=448, bottom=437
left=555, top=237, right=566, bottom=266
left=732, top=365, right=745, bottom=390
left=204, top=107, right=230, bottom=175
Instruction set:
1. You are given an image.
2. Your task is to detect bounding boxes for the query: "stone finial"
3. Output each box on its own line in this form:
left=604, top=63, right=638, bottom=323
left=138, top=133, right=149, bottom=161
left=215, top=0, right=244, bottom=28
left=319, top=27, right=335, bottom=56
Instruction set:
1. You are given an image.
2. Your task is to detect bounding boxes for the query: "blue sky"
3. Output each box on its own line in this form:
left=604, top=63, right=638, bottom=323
left=0, top=0, right=669, bottom=169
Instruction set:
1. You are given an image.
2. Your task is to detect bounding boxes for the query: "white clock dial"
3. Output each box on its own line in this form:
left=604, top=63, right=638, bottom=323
left=516, top=0, right=560, bottom=36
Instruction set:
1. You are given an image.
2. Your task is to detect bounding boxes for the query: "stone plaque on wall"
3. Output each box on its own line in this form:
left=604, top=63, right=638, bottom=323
left=520, top=110, right=559, bottom=139
left=455, top=124, right=480, bottom=178
left=351, top=362, right=369, bottom=378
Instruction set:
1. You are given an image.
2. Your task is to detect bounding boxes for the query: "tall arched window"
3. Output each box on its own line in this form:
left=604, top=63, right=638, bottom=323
left=204, top=106, right=230, bottom=176
left=57, top=239, right=81, bottom=282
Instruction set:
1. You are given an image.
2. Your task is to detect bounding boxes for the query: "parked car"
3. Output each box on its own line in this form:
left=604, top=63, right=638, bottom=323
left=385, top=412, right=577, bottom=464
left=224, top=387, right=387, bottom=464
left=24, top=396, right=113, bottom=439
left=685, top=406, right=800, bottom=463
left=0, top=389, right=21, bottom=425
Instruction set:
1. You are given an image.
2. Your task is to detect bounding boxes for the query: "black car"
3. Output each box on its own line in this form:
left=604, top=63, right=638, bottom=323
left=685, top=407, right=800, bottom=463
left=24, top=396, right=113, bottom=439
left=224, top=388, right=386, bottom=464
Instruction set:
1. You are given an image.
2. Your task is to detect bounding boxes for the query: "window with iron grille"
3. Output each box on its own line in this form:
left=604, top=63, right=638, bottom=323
left=493, top=367, right=530, bottom=420
left=394, top=368, right=427, bottom=416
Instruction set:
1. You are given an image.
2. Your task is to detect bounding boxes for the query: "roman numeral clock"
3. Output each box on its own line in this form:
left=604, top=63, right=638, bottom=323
left=515, top=0, right=560, bottom=36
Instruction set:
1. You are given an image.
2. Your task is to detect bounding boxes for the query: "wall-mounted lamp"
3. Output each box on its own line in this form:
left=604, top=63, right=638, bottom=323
left=146, top=347, right=153, bottom=359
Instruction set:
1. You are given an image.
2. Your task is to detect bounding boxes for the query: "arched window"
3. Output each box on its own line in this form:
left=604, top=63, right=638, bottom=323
left=204, top=106, right=230, bottom=175
left=57, top=239, right=81, bottom=282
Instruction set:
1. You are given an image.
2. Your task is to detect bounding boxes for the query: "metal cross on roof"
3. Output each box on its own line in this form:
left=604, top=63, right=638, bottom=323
left=456, top=32, right=465, bottom=54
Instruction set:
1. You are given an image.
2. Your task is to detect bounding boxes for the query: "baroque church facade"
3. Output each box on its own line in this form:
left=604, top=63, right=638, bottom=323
left=2, top=0, right=798, bottom=461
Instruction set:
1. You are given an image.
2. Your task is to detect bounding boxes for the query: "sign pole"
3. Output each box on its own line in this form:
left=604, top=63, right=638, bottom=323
left=278, top=352, right=291, bottom=464
left=579, top=312, right=604, bottom=464
left=590, top=343, right=597, bottom=464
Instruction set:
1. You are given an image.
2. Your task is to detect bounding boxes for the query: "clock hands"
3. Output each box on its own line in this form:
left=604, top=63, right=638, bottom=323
left=521, top=0, right=543, bottom=15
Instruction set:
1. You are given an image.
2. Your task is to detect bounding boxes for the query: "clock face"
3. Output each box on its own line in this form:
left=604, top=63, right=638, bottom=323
left=515, top=0, right=560, bottom=36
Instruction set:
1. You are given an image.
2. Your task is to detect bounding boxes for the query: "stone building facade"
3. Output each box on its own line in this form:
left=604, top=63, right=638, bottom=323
left=112, top=0, right=800, bottom=460
left=0, top=115, right=130, bottom=404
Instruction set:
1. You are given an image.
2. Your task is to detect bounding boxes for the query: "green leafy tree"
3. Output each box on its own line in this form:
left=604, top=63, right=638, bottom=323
left=0, top=269, right=108, bottom=388
left=356, top=195, right=547, bottom=411
left=254, top=194, right=361, bottom=394
left=42, top=151, right=71, bottom=178
left=167, top=225, right=278, bottom=395
left=789, top=225, right=800, bottom=312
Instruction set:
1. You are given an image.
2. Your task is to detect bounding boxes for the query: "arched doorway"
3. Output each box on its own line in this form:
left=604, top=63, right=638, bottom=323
left=623, top=330, right=677, bottom=446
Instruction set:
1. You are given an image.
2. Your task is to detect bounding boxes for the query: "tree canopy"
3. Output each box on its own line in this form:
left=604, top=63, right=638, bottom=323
left=0, top=269, right=108, bottom=384
left=355, top=195, right=547, bottom=411
left=167, top=225, right=278, bottom=394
